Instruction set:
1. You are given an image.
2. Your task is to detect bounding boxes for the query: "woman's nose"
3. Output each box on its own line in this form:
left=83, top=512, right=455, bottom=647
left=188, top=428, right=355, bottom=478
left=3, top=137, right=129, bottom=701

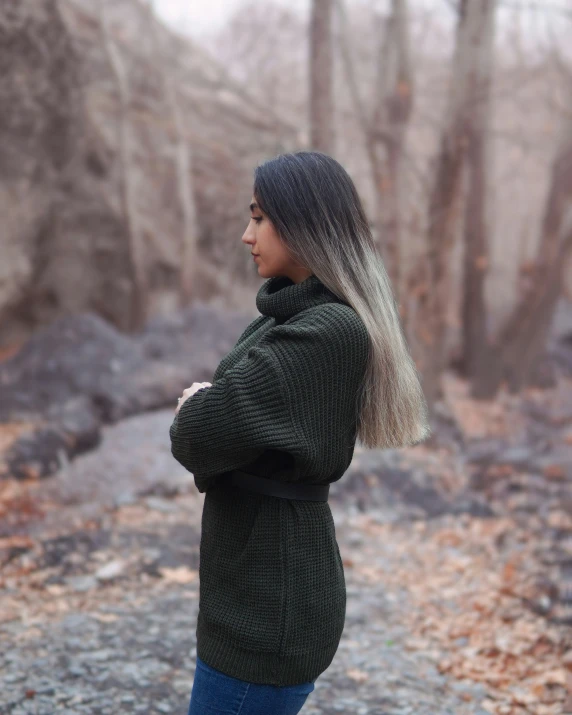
left=242, top=228, right=254, bottom=244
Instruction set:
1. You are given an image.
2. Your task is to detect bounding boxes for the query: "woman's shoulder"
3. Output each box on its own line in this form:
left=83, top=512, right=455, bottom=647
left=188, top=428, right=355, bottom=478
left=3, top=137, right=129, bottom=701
left=235, top=313, right=273, bottom=346
left=291, top=302, right=369, bottom=343
left=255, top=302, right=369, bottom=368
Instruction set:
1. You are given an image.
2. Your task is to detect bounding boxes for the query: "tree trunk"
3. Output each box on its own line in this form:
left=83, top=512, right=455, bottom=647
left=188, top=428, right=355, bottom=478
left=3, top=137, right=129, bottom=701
left=335, top=0, right=413, bottom=295
left=97, top=0, right=148, bottom=331
left=461, top=0, right=495, bottom=389
left=481, top=127, right=572, bottom=396
left=309, top=0, right=335, bottom=153
left=373, top=0, right=413, bottom=291
left=409, top=0, right=496, bottom=411
left=144, top=1, right=199, bottom=306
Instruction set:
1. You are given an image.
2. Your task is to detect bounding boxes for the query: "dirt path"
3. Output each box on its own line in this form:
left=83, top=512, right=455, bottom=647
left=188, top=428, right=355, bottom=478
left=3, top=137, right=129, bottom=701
left=0, top=408, right=567, bottom=714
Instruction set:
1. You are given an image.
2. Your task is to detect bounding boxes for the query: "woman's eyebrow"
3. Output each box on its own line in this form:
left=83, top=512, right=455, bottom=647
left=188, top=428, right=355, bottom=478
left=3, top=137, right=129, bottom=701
left=249, top=202, right=259, bottom=212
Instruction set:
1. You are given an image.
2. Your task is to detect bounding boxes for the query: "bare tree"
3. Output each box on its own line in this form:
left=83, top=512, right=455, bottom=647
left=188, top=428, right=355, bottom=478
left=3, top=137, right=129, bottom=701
left=143, top=1, right=199, bottom=306
left=461, top=0, right=496, bottom=388
left=97, top=0, right=149, bottom=331
left=408, top=0, right=497, bottom=410
left=372, top=0, right=413, bottom=289
left=487, top=118, right=572, bottom=395
left=310, top=0, right=335, bottom=153
left=336, top=0, right=413, bottom=290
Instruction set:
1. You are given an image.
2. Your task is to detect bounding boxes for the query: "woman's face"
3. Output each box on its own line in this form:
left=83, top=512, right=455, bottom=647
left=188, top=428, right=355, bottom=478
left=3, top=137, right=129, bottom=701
left=241, top=195, right=312, bottom=283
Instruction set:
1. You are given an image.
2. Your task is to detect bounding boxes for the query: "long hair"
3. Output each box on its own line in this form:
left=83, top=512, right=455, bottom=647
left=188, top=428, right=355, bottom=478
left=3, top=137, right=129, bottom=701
left=253, top=150, right=431, bottom=449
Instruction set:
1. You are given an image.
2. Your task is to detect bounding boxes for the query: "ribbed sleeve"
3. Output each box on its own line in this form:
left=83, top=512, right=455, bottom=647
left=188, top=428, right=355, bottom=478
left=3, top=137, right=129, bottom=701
left=169, top=345, right=295, bottom=487
left=262, top=304, right=369, bottom=479
left=168, top=303, right=369, bottom=490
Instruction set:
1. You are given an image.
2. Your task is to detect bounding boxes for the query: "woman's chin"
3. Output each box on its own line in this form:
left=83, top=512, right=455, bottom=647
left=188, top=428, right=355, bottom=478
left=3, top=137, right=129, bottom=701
left=255, top=259, right=279, bottom=279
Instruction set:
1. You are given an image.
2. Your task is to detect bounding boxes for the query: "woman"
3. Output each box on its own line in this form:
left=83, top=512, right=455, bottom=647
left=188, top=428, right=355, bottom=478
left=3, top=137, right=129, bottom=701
left=169, top=151, right=430, bottom=715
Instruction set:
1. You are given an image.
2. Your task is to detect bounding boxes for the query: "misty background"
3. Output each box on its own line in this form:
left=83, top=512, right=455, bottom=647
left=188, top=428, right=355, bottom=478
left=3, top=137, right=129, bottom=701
left=1, top=2, right=572, bottom=712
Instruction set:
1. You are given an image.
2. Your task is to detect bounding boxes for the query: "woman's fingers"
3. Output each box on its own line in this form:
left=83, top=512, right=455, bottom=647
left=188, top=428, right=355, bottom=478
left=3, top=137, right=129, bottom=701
left=176, top=382, right=213, bottom=414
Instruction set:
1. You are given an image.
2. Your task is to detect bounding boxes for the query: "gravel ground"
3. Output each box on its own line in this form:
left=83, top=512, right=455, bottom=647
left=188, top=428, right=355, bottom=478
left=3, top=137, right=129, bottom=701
left=0, top=408, right=493, bottom=714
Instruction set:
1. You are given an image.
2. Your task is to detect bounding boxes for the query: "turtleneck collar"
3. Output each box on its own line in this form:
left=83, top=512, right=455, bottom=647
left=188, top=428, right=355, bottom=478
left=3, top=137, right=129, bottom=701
left=256, top=273, right=345, bottom=322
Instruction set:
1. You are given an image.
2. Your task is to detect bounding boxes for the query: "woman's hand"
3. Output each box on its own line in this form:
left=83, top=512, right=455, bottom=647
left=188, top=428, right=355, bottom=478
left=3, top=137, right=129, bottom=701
left=175, top=382, right=212, bottom=415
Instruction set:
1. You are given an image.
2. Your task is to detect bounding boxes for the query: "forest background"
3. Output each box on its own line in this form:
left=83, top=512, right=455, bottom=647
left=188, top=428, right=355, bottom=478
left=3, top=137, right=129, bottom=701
left=1, top=1, right=572, bottom=713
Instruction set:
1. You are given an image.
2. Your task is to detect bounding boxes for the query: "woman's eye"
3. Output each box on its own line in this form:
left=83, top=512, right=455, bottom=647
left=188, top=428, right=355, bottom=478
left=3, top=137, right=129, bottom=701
left=252, top=216, right=263, bottom=223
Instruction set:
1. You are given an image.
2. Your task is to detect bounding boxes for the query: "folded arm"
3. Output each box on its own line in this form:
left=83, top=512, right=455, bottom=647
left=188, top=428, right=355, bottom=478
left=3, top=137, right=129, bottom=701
left=168, top=306, right=369, bottom=491
left=169, top=343, right=299, bottom=489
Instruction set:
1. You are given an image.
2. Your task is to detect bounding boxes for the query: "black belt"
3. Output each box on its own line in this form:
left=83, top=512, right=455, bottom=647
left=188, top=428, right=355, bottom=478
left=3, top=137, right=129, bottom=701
left=228, top=470, right=329, bottom=502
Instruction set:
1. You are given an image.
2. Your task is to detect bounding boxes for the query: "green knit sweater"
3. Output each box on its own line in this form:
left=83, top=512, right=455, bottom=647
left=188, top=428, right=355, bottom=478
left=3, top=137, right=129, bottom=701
left=169, top=273, right=369, bottom=686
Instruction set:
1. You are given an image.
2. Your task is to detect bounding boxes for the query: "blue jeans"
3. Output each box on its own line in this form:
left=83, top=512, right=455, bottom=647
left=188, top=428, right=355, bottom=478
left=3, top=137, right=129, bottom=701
left=187, top=656, right=317, bottom=714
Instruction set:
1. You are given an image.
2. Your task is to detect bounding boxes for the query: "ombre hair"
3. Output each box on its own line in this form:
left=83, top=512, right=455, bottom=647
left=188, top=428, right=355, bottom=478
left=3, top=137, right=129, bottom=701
left=253, top=150, right=431, bottom=449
